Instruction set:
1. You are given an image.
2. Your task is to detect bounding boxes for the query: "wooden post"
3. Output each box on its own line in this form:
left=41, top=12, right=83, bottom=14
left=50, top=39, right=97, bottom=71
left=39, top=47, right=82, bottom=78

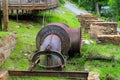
left=2, top=0, right=9, bottom=31
left=32, top=0, right=35, bottom=9
left=0, top=1, right=2, bottom=31
left=0, top=10, right=2, bottom=31
left=45, top=0, right=48, bottom=6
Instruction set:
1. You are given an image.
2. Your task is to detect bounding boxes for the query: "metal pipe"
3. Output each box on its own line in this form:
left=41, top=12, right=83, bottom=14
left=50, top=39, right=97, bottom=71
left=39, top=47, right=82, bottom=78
left=40, top=34, right=61, bottom=53
left=32, top=22, right=81, bottom=69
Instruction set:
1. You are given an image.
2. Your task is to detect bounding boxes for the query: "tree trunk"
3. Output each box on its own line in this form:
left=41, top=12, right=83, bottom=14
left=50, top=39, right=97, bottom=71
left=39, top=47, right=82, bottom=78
left=78, top=0, right=80, bottom=6
left=95, top=2, right=100, bottom=15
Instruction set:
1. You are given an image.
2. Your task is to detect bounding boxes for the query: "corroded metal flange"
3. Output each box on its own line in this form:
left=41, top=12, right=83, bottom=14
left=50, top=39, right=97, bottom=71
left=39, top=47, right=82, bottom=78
left=36, top=24, right=70, bottom=54
left=32, top=51, right=65, bottom=69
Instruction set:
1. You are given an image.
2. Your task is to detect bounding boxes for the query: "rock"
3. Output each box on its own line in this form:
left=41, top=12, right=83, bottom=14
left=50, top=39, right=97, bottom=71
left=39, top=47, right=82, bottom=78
left=0, top=71, right=9, bottom=80
left=88, top=72, right=100, bottom=80
left=77, top=14, right=98, bottom=29
left=0, top=53, right=4, bottom=66
left=26, top=24, right=34, bottom=29
left=97, top=35, right=120, bottom=45
left=16, top=26, right=20, bottom=29
left=84, top=20, right=104, bottom=32
left=84, top=67, right=89, bottom=72
left=0, top=33, right=17, bottom=66
left=106, top=74, right=111, bottom=80
left=82, top=39, right=94, bottom=45
left=89, top=22, right=117, bottom=39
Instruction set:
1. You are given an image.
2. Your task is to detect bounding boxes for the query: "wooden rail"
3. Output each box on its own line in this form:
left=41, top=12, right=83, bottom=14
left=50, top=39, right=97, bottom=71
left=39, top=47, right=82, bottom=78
left=0, top=0, right=59, bottom=10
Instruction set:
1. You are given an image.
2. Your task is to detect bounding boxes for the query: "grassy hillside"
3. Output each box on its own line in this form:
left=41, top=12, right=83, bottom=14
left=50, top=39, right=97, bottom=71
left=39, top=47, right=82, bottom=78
left=0, top=6, right=80, bottom=80
left=0, top=5, right=120, bottom=80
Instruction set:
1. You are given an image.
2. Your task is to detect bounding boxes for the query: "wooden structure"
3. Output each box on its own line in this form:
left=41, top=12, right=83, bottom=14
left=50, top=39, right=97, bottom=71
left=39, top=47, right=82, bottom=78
left=0, top=0, right=59, bottom=31
left=0, top=0, right=59, bottom=10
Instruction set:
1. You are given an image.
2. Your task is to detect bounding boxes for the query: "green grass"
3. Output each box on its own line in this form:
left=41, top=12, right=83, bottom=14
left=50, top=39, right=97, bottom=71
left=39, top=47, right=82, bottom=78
left=0, top=4, right=120, bottom=80
left=118, top=21, right=120, bottom=27
left=82, top=44, right=120, bottom=60
left=37, top=6, right=80, bottom=28
left=85, top=60, right=120, bottom=79
left=81, top=42, right=120, bottom=79
left=0, top=6, right=80, bottom=80
left=50, top=7, right=80, bottom=28
left=0, top=32, right=11, bottom=37
left=1, top=20, right=40, bottom=70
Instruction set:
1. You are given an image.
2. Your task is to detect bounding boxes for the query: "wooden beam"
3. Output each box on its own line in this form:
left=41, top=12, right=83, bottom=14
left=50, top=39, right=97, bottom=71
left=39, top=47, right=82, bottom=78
left=0, top=11, right=2, bottom=31
left=0, top=2, right=2, bottom=31
left=2, top=0, right=9, bottom=31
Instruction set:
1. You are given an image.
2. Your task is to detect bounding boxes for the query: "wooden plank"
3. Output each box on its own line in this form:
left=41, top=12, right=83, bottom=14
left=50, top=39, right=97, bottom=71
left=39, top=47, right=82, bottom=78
left=0, top=0, right=58, bottom=10
left=8, top=70, right=88, bottom=79
left=7, top=5, right=58, bottom=10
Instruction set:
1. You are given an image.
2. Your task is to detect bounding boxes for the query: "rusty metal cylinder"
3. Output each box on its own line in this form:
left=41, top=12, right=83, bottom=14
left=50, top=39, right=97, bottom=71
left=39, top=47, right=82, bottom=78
left=40, top=34, right=61, bottom=53
left=68, top=28, right=81, bottom=56
left=32, top=22, right=81, bottom=69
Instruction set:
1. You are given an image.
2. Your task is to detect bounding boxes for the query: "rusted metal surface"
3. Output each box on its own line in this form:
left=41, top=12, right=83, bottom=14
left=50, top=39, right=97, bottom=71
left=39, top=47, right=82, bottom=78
left=68, top=28, right=81, bottom=56
left=36, top=23, right=70, bottom=54
left=32, top=51, right=65, bottom=69
left=40, top=35, right=61, bottom=52
left=33, top=22, right=82, bottom=69
left=8, top=70, right=88, bottom=79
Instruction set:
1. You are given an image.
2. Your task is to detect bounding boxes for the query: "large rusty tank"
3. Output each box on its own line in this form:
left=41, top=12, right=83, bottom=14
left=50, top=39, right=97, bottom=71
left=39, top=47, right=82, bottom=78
left=32, top=22, right=82, bottom=69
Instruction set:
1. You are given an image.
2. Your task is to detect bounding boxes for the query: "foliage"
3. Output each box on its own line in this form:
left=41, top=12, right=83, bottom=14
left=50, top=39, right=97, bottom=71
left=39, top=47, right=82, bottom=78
left=70, top=0, right=108, bottom=12
left=118, top=21, right=120, bottom=27
left=59, top=0, right=65, bottom=4
left=108, top=0, right=120, bottom=20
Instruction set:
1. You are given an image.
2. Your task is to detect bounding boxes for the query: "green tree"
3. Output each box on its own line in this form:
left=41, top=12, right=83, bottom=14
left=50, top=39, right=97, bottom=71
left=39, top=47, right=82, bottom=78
left=70, top=0, right=108, bottom=15
left=59, top=0, right=65, bottom=4
left=109, top=0, right=120, bottom=20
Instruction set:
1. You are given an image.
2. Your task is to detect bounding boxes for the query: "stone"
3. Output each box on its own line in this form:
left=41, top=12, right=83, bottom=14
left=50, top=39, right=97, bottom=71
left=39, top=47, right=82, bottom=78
left=16, top=26, right=20, bottom=29
left=82, top=39, right=94, bottom=45
left=0, top=71, right=9, bottom=80
left=106, top=74, right=111, bottom=80
left=97, top=35, right=120, bottom=45
left=0, top=33, right=17, bottom=66
left=88, top=72, right=100, bottom=80
left=26, top=24, right=34, bottom=29
left=0, top=53, right=4, bottom=66
left=77, top=14, right=98, bottom=28
left=89, top=22, right=117, bottom=39
left=84, top=20, right=104, bottom=32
